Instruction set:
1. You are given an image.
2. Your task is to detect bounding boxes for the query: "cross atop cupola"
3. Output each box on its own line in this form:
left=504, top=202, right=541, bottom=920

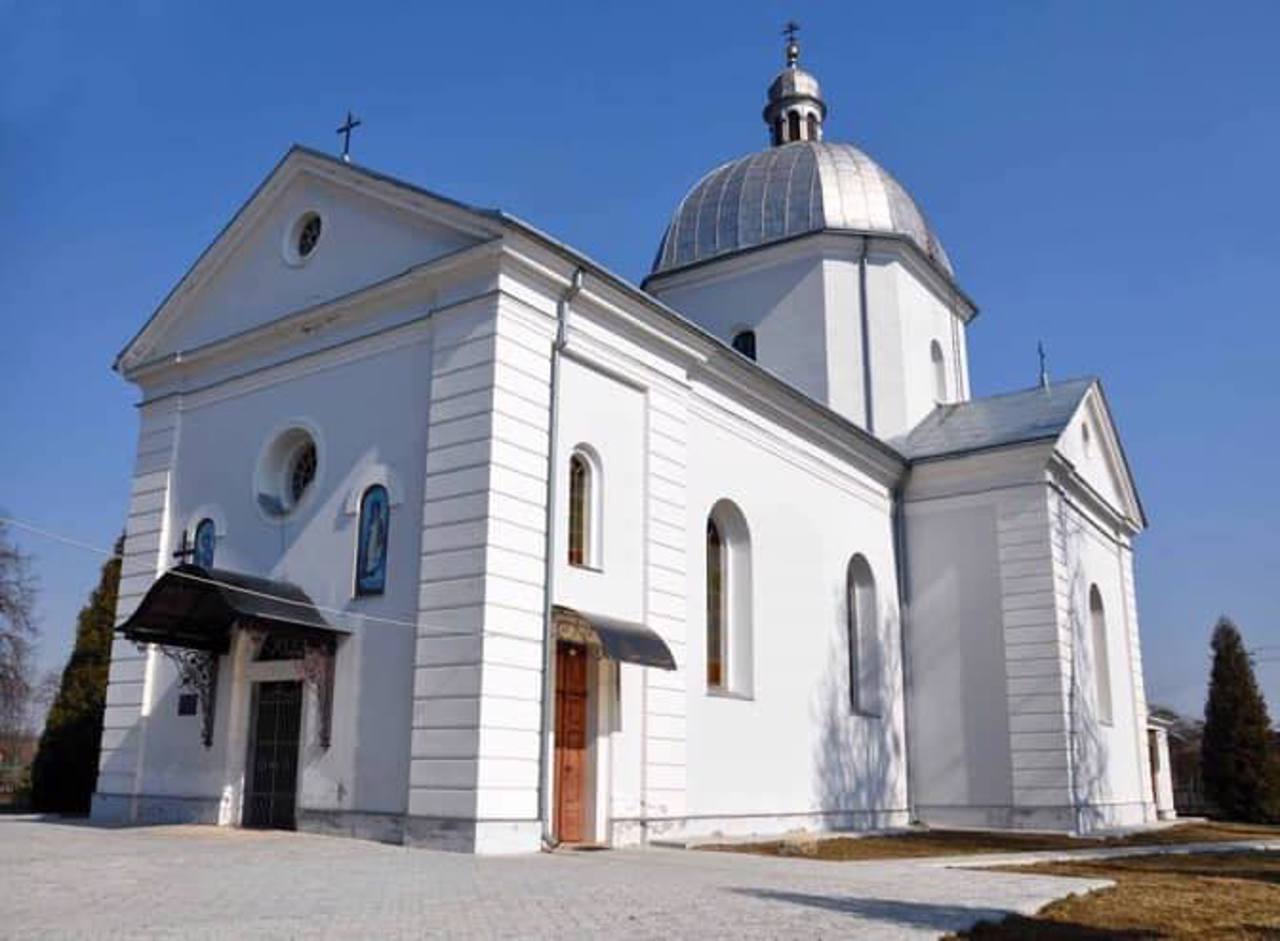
left=763, top=23, right=827, bottom=146
left=783, top=20, right=801, bottom=66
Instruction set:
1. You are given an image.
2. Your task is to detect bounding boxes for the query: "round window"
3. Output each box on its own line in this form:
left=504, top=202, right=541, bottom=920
left=255, top=426, right=320, bottom=517
left=297, top=213, right=322, bottom=257
left=283, top=211, right=324, bottom=265
left=288, top=441, right=317, bottom=503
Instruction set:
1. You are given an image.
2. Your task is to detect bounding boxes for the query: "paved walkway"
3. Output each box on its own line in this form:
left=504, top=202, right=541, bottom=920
left=0, top=816, right=1116, bottom=939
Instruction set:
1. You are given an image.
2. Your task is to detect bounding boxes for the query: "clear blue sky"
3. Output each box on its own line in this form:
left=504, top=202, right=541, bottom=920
left=2, top=1, right=1277, bottom=719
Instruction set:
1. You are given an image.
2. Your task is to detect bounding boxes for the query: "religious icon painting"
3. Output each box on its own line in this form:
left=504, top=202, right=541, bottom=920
left=193, top=518, right=216, bottom=569
left=355, top=485, right=389, bottom=596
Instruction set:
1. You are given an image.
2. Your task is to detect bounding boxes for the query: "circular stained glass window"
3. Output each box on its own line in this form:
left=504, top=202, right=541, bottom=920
left=289, top=442, right=318, bottom=504
left=297, top=213, right=322, bottom=257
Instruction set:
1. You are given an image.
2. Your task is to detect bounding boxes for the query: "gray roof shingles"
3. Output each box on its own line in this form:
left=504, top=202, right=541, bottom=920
left=895, top=377, right=1096, bottom=461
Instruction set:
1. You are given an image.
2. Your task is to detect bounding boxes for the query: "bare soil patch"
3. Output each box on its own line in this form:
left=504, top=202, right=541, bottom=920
left=954, top=850, right=1280, bottom=939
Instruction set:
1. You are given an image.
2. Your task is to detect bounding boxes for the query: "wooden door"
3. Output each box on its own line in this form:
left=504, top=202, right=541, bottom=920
left=243, top=681, right=302, bottom=830
left=554, top=641, right=589, bottom=843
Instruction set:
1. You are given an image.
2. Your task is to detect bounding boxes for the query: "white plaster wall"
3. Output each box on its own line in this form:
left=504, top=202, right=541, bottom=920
left=905, top=447, right=1076, bottom=830
left=149, top=171, right=478, bottom=357
left=647, top=240, right=969, bottom=442
left=409, top=294, right=553, bottom=854
left=94, top=399, right=178, bottom=813
left=645, top=253, right=830, bottom=405
left=132, top=329, right=430, bottom=818
left=1058, top=394, right=1129, bottom=515
left=904, top=496, right=1014, bottom=818
left=682, top=386, right=906, bottom=833
left=1050, top=491, right=1150, bottom=828
left=553, top=357, right=645, bottom=620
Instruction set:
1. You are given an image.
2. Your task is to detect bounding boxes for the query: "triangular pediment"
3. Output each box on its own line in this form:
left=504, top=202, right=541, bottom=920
left=117, top=147, right=501, bottom=373
left=1055, top=382, right=1146, bottom=530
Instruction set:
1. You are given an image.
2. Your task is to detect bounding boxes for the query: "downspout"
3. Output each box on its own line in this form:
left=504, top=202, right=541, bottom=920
left=536, top=266, right=584, bottom=849
left=858, top=237, right=876, bottom=435
left=891, top=473, right=916, bottom=824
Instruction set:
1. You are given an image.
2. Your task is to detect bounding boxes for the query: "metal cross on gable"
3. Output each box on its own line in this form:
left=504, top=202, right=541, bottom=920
left=336, top=110, right=362, bottom=163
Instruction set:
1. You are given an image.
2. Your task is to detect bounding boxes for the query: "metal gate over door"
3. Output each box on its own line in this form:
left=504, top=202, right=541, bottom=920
left=244, top=680, right=302, bottom=829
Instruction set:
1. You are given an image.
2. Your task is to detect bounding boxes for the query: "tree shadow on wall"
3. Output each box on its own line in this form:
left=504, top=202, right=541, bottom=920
left=810, top=587, right=906, bottom=827
left=1055, top=500, right=1112, bottom=833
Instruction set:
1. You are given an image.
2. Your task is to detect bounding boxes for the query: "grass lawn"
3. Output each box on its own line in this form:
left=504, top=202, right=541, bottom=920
left=955, top=850, right=1280, bottom=939
left=702, top=821, right=1280, bottom=861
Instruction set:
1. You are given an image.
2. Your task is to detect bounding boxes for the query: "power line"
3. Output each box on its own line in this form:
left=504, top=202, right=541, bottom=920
left=0, top=515, right=491, bottom=641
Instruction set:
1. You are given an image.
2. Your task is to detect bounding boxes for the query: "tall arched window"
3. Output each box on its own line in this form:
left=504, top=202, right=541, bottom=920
left=847, top=554, right=881, bottom=716
left=787, top=111, right=801, bottom=142
left=193, top=518, right=216, bottom=569
left=567, top=451, right=598, bottom=567
left=355, top=484, right=390, bottom=596
left=806, top=112, right=818, bottom=141
left=1089, top=585, right=1113, bottom=724
left=706, top=500, right=753, bottom=695
left=731, top=329, right=757, bottom=361
left=772, top=117, right=784, bottom=146
left=930, top=339, right=947, bottom=403
left=706, top=518, right=725, bottom=688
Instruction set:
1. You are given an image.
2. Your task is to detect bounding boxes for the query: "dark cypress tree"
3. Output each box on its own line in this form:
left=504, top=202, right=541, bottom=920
left=30, top=537, right=122, bottom=814
left=1201, top=617, right=1279, bottom=822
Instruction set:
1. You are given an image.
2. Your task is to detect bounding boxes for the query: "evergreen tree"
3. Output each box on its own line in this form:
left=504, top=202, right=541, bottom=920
left=30, top=537, right=122, bottom=814
left=1201, top=617, right=1279, bottom=822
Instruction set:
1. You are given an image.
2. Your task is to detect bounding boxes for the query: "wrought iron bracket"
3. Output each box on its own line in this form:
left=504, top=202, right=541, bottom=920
left=158, top=645, right=220, bottom=747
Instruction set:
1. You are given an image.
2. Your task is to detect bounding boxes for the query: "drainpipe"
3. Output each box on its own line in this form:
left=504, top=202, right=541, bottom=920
left=536, top=266, right=584, bottom=849
left=891, top=475, right=916, bottom=824
left=858, top=237, right=876, bottom=435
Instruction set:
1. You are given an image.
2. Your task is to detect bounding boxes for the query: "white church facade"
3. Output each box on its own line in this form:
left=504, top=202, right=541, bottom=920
left=92, top=39, right=1172, bottom=853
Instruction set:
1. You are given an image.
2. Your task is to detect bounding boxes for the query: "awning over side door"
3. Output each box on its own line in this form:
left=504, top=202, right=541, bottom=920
left=553, top=606, right=676, bottom=671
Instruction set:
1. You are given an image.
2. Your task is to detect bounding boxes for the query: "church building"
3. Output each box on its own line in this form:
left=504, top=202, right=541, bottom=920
left=92, top=36, right=1174, bottom=853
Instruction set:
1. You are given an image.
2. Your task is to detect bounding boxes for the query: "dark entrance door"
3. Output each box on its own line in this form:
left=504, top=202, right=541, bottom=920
left=554, top=641, right=589, bottom=843
left=244, top=680, right=302, bottom=829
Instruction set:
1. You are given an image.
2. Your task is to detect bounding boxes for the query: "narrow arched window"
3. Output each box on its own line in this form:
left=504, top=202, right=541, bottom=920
left=706, top=518, right=725, bottom=688
left=731, top=329, right=757, bottom=361
left=355, top=485, right=390, bottom=596
left=847, top=554, right=881, bottom=716
left=930, top=339, right=947, bottom=403
left=787, top=111, right=801, bottom=143
left=806, top=113, right=818, bottom=141
left=706, top=500, right=753, bottom=695
left=1090, top=585, right=1113, bottom=724
left=568, top=454, right=590, bottom=567
left=193, top=518, right=216, bottom=569
left=772, top=117, right=784, bottom=146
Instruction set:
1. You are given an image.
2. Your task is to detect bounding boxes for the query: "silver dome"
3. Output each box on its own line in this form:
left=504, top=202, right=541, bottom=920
left=650, top=140, right=952, bottom=278
left=767, top=67, right=822, bottom=106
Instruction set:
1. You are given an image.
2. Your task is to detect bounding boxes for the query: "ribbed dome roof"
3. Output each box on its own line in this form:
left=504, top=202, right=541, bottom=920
left=651, top=140, right=952, bottom=278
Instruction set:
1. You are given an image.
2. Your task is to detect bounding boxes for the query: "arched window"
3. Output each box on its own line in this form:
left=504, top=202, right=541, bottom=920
left=806, top=112, right=818, bottom=141
left=930, top=339, right=947, bottom=403
left=787, top=111, right=801, bottom=143
left=568, top=454, right=590, bottom=566
left=731, top=329, right=757, bottom=361
left=847, top=554, right=881, bottom=716
left=193, top=518, right=216, bottom=569
left=772, top=117, right=784, bottom=146
left=706, top=518, right=725, bottom=688
left=1089, top=585, right=1113, bottom=724
left=706, top=500, right=753, bottom=694
left=355, top=484, right=390, bottom=596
